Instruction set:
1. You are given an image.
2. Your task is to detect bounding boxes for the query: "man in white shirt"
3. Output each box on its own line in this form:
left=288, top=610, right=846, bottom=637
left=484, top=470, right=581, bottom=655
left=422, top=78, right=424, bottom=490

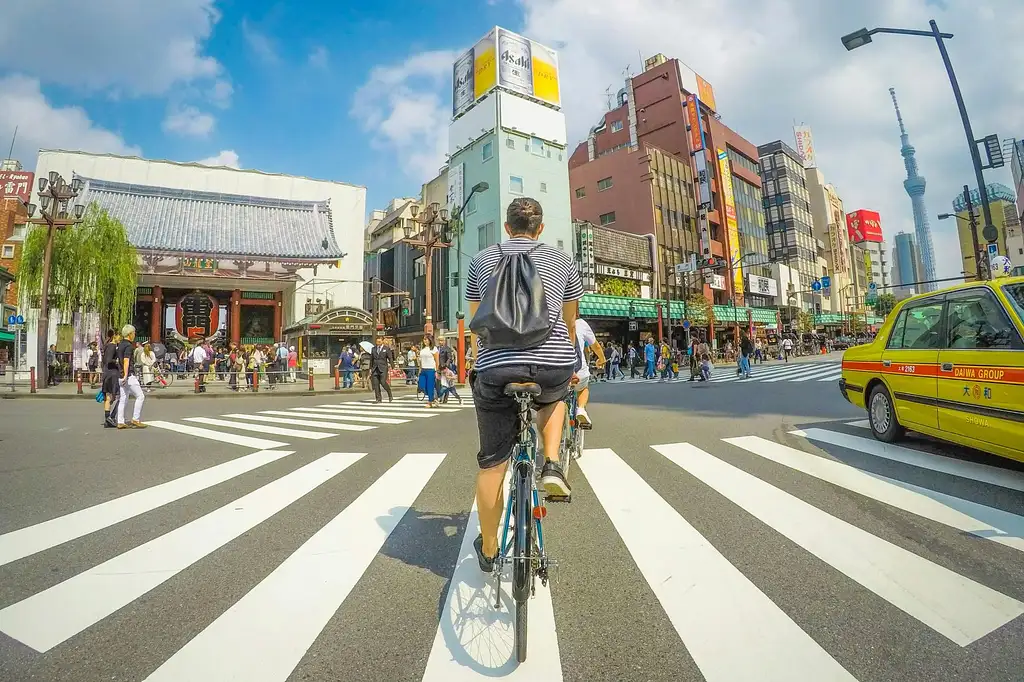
left=572, top=317, right=605, bottom=429
left=191, top=343, right=207, bottom=391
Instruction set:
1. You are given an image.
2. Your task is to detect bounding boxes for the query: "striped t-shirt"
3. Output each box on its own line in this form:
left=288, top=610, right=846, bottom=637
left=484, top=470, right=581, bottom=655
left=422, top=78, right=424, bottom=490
left=467, top=237, right=584, bottom=371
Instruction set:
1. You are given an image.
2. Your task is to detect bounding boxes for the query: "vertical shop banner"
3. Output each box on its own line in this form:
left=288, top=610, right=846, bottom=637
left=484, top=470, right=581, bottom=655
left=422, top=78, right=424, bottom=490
left=452, top=51, right=475, bottom=117
left=717, top=149, right=744, bottom=297
left=447, top=162, right=465, bottom=217
left=864, top=249, right=874, bottom=286
left=685, top=94, right=703, bottom=153
left=793, top=125, right=816, bottom=168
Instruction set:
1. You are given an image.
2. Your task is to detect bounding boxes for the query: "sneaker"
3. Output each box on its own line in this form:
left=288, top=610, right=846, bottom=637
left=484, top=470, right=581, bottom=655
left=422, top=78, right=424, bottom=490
left=576, top=406, right=593, bottom=430
left=539, top=461, right=571, bottom=497
left=130, top=420, right=148, bottom=429
left=116, top=423, right=129, bottom=430
left=473, top=534, right=495, bottom=573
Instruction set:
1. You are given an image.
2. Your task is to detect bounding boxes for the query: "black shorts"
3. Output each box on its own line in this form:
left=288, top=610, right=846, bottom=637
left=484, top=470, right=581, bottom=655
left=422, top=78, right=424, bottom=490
left=470, top=364, right=574, bottom=469
left=101, top=371, right=120, bottom=397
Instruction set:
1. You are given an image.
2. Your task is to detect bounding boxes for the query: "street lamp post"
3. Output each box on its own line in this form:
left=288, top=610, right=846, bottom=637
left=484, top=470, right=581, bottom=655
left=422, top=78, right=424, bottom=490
left=449, top=181, right=488, bottom=383
left=939, top=185, right=985, bottom=280
left=25, top=172, right=85, bottom=389
left=842, top=20, right=997, bottom=257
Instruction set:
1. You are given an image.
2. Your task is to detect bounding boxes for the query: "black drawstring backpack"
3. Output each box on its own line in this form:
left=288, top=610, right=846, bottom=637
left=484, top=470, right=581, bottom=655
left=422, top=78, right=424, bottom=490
left=470, top=243, right=554, bottom=350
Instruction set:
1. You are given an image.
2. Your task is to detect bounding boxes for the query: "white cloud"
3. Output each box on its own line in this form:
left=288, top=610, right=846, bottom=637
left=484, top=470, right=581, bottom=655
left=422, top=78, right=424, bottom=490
left=0, top=0, right=223, bottom=97
left=195, top=150, right=241, bottom=168
left=350, top=50, right=457, bottom=181
left=162, top=105, right=216, bottom=137
left=308, top=46, right=330, bottom=69
left=208, top=79, right=234, bottom=108
left=353, top=0, right=1022, bottom=281
left=0, top=74, right=140, bottom=166
left=242, top=18, right=279, bottom=64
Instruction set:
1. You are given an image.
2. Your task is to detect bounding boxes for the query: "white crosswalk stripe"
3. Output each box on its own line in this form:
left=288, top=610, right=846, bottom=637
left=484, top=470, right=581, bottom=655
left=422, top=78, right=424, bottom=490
left=601, top=362, right=845, bottom=385
left=5, top=421, right=1022, bottom=677
left=142, top=398, right=473, bottom=449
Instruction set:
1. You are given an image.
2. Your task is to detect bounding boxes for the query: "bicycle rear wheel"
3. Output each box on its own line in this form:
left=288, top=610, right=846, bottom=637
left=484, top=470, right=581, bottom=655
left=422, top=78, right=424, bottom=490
left=512, top=461, right=533, bottom=662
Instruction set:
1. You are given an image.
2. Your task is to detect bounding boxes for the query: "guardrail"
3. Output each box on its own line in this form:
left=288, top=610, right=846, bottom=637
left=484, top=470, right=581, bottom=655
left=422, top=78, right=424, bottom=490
left=3, top=367, right=37, bottom=393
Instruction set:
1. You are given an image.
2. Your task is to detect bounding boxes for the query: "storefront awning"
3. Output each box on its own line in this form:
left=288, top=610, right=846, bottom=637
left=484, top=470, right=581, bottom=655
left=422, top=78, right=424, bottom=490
left=580, top=293, right=779, bottom=325
left=0, top=330, right=14, bottom=342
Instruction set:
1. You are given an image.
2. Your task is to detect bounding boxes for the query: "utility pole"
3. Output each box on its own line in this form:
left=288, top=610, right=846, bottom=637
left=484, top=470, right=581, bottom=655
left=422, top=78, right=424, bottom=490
left=962, top=185, right=986, bottom=281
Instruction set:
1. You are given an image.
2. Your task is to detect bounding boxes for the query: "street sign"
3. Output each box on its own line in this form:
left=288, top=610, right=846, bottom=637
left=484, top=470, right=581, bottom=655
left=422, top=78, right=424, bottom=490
left=811, top=280, right=822, bottom=292
left=820, top=276, right=831, bottom=289
left=988, top=243, right=999, bottom=256
left=6, top=315, right=14, bottom=325
left=980, top=134, right=1004, bottom=169
left=675, top=254, right=697, bottom=275
left=868, top=282, right=877, bottom=291
left=682, top=320, right=691, bottom=329
left=983, top=225, right=998, bottom=242
left=628, top=320, right=638, bottom=331
left=16, top=315, right=23, bottom=324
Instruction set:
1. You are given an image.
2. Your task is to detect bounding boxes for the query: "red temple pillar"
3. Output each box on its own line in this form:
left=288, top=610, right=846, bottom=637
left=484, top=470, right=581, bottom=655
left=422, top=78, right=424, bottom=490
left=150, top=285, right=162, bottom=343
left=230, top=289, right=241, bottom=346
left=273, top=291, right=283, bottom=342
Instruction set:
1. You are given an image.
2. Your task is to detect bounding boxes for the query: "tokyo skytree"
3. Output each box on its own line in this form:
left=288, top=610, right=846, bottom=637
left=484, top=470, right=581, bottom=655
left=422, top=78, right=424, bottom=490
left=890, top=87, right=937, bottom=291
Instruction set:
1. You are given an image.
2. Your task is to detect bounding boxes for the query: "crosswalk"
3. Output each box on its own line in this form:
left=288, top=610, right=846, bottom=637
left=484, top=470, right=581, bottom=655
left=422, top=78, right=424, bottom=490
left=146, top=395, right=476, bottom=449
left=2, top=421, right=1022, bottom=680
left=607, top=361, right=843, bottom=385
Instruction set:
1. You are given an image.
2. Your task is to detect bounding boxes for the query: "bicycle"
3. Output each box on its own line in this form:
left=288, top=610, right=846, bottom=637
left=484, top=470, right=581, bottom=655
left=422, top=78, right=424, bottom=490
left=492, top=381, right=554, bottom=664
left=551, top=387, right=584, bottom=502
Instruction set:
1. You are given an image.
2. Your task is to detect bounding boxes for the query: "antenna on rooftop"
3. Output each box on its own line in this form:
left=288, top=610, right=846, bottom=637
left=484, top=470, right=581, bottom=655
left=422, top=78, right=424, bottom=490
left=604, top=85, right=613, bottom=111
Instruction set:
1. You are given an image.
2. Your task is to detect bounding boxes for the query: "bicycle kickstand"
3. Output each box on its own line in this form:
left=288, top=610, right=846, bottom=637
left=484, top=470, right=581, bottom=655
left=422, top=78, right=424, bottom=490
left=493, top=570, right=502, bottom=610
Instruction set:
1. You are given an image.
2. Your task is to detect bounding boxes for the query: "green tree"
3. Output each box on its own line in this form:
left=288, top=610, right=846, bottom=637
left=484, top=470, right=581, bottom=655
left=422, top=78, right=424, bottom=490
left=684, top=293, right=715, bottom=327
left=797, top=310, right=815, bottom=334
left=18, top=204, right=138, bottom=328
left=873, top=292, right=898, bottom=318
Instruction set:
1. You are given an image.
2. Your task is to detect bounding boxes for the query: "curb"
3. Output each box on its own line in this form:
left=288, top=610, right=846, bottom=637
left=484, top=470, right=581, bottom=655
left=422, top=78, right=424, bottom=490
left=1, top=386, right=436, bottom=400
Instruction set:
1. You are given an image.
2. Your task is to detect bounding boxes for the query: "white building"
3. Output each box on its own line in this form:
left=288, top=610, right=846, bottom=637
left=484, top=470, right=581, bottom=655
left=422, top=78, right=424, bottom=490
left=26, top=150, right=366, bottom=372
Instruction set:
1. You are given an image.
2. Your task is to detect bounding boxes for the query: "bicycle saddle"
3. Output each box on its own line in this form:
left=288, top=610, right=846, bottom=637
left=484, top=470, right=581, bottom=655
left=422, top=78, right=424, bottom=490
left=503, top=382, right=542, bottom=397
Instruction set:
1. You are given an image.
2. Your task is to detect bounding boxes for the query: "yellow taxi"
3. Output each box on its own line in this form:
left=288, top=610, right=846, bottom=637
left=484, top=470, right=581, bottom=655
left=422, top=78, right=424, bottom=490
left=840, top=276, right=1024, bottom=464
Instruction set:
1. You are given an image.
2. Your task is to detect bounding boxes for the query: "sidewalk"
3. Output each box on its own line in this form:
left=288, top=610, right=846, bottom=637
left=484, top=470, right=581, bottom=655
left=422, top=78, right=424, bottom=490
left=1, top=376, right=429, bottom=400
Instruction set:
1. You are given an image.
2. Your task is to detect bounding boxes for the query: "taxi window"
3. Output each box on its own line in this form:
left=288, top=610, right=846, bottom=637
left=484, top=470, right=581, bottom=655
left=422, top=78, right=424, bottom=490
left=887, top=302, right=943, bottom=350
left=1004, top=284, right=1024, bottom=323
left=946, top=290, right=1023, bottom=349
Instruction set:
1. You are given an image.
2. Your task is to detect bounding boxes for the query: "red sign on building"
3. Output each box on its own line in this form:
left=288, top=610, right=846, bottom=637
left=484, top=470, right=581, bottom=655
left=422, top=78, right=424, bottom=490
left=0, top=171, right=34, bottom=204
left=846, top=209, right=883, bottom=244
left=685, top=94, right=703, bottom=153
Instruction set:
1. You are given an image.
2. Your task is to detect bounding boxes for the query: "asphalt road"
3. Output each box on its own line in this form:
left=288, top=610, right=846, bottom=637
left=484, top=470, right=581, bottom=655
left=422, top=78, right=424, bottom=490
left=1, top=359, right=1022, bottom=682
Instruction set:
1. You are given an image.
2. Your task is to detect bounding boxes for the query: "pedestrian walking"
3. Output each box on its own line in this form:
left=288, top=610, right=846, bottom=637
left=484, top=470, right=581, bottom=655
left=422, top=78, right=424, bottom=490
left=338, top=346, right=355, bottom=388
left=644, top=337, right=657, bottom=379
left=100, top=329, right=121, bottom=428
left=191, top=342, right=208, bottom=392
left=782, top=336, right=793, bottom=362
left=140, top=343, right=156, bottom=389
left=419, top=335, right=439, bottom=407
left=739, top=333, right=753, bottom=379
left=369, top=335, right=394, bottom=403
left=115, top=325, right=146, bottom=429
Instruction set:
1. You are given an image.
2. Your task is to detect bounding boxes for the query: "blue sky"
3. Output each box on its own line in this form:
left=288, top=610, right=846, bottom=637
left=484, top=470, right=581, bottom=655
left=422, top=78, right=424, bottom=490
left=0, top=0, right=1019, bottom=281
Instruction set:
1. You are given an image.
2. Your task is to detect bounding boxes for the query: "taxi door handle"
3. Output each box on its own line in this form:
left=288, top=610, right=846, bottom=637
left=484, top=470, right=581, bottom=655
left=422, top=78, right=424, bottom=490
left=941, top=363, right=953, bottom=372
left=882, top=360, right=891, bottom=367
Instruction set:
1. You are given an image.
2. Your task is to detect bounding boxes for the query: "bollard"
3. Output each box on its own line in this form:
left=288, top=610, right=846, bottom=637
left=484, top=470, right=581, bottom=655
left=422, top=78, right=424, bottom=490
left=334, top=368, right=340, bottom=391
left=30, top=366, right=36, bottom=393
left=77, top=371, right=84, bottom=394
left=194, top=374, right=200, bottom=394
left=253, top=370, right=259, bottom=392
left=308, top=370, right=314, bottom=391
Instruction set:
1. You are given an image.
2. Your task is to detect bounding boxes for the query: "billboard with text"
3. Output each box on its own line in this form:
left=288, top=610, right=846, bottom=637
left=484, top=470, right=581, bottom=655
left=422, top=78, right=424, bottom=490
left=0, top=171, right=34, bottom=204
left=452, top=27, right=560, bottom=118
left=846, top=209, right=883, bottom=244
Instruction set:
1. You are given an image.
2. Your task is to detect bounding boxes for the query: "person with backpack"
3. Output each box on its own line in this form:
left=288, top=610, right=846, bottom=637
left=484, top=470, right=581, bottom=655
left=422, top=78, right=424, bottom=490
left=466, top=197, right=582, bottom=573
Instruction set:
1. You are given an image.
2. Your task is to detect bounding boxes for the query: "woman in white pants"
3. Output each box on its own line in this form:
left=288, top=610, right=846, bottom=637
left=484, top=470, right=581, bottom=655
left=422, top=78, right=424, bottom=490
left=116, top=325, right=147, bottom=429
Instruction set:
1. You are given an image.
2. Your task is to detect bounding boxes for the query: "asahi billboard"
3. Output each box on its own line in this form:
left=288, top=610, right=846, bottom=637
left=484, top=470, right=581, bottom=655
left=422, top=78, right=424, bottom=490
left=452, top=27, right=561, bottom=119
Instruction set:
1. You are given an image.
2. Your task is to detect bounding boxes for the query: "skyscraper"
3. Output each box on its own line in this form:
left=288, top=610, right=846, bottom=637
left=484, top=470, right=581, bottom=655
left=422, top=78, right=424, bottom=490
left=892, top=231, right=920, bottom=298
left=890, top=87, right=937, bottom=291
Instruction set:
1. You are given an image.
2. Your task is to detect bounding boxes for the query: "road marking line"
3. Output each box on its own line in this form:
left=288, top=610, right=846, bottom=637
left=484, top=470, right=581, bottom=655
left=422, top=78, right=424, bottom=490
left=725, top=436, right=1024, bottom=554
left=420, top=501, right=562, bottom=681
left=0, top=452, right=365, bottom=653
left=792, top=428, right=1024, bottom=493
left=845, top=420, right=870, bottom=429
left=147, top=421, right=288, bottom=450
left=578, top=447, right=856, bottom=681
left=294, top=406, right=436, bottom=419
left=144, top=453, right=445, bottom=682
left=788, top=367, right=847, bottom=382
left=654, top=441, right=1024, bottom=646
left=0, top=450, right=294, bottom=568
left=259, top=410, right=408, bottom=425
left=815, top=371, right=845, bottom=382
left=711, top=365, right=806, bottom=383
left=346, top=402, right=463, bottom=413
left=222, top=414, right=375, bottom=432
left=763, top=366, right=842, bottom=383
left=184, top=417, right=335, bottom=440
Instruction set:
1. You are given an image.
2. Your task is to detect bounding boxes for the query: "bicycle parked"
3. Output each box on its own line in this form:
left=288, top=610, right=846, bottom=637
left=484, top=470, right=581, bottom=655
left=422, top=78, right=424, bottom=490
left=491, top=381, right=556, bottom=663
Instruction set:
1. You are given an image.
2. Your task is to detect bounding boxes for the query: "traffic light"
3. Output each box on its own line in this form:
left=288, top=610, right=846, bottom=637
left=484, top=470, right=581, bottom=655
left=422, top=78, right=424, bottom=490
left=701, top=256, right=717, bottom=269
left=401, top=297, right=410, bottom=316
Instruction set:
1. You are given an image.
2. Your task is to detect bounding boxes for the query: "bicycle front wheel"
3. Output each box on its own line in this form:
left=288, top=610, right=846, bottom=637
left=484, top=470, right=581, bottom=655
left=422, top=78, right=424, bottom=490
left=512, top=462, right=533, bottom=662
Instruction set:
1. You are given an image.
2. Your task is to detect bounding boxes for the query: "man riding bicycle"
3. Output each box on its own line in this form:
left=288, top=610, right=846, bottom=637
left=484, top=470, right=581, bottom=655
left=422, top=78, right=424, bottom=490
left=572, top=317, right=605, bottom=429
left=466, top=197, right=582, bottom=572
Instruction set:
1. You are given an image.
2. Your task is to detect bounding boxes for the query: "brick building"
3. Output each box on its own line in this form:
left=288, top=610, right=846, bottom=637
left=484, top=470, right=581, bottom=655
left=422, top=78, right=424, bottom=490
left=0, top=195, right=26, bottom=314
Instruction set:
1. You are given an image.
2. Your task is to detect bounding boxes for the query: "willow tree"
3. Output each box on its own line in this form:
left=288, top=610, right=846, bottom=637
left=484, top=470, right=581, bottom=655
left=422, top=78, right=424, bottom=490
left=18, top=204, right=138, bottom=329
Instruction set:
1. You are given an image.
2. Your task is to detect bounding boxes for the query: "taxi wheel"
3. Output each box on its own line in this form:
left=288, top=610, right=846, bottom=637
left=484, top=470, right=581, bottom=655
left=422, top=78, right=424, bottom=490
left=868, top=384, right=905, bottom=442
